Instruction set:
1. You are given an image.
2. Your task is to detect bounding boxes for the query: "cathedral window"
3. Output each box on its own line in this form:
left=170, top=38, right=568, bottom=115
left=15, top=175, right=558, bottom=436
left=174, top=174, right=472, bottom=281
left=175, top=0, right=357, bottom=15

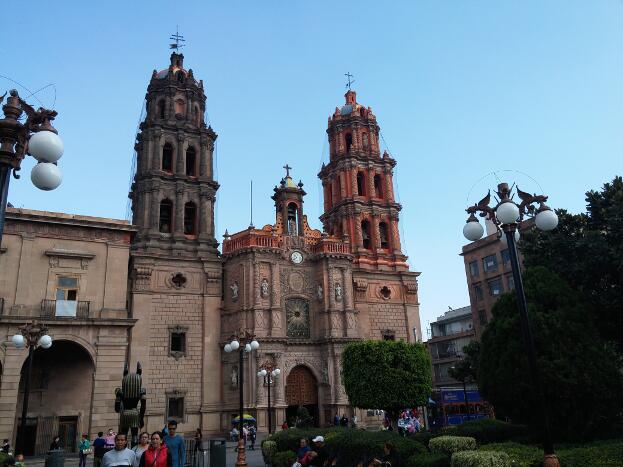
left=157, top=100, right=165, bottom=120
left=185, top=147, right=197, bottom=176
left=162, top=143, right=173, bottom=172
left=166, top=393, right=185, bottom=421
left=374, top=174, right=383, bottom=198
left=159, top=199, right=173, bottom=233
left=174, top=98, right=185, bottom=116
left=287, top=202, right=299, bottom=235
left=361, top=220, right=371, bottom=249
left=169, top=325, right=187, bottom=359
left=356, top=172, right=366, bottom=196
left=184, top=202, right=197, bottom=236
left=379, top=222, right=389, bottom=249
left=345, top=133, right=353, bottom=153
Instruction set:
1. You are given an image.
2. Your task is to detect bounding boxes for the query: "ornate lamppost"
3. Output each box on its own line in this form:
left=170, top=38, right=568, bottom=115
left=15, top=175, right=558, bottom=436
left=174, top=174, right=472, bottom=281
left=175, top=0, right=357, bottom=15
left=224, top=330, right=259, bottom=467
left=0, top=90, right=63, bottom=247
left=463, top=182, right=559, bottom=467
left=257, top=362, right=281, bottom=435
left=11, top=321, right=53, bottom=454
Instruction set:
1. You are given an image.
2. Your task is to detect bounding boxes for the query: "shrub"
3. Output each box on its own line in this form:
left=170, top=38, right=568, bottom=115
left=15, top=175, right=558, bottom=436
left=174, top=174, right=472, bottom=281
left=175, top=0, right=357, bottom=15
left=270, top=450, right=296, bottom=467
left=267, top=427, right=345, bottom=452
left=479, top=442, right=541, bottom=466
left=261, top=440, right=277, bottom=465
left=411, top=431, right=436, bottom=447
left=451, top=450, right=511, bottom=467
left=429, top=436, right=477, bottom=457
left=406, top=452, right=450, bottom=467
left=557, top=439, right=623, bottom=466
left=441, top=420, right=529, bottom=445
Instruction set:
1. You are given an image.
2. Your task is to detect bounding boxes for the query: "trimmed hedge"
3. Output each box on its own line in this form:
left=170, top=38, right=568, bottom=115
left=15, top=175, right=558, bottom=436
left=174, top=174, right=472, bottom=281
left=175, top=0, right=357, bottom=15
left=411, top=431, right=435, bottom=447
left=406, top=453, right=450, bottom=467
left=479, top=442, right=541, bottom=466
left=267, top=427, right=346, bottom=452
left=450, top=451, right=511, bottom=467
left=441, top=420, right=529, bottom=445
left=261, top=440, right=277, bottom=465
left=557, top=439, right=623, bottom=466
left=429, top=436, right=477, bottom=457
left=270, top=450, right=296, bottom=467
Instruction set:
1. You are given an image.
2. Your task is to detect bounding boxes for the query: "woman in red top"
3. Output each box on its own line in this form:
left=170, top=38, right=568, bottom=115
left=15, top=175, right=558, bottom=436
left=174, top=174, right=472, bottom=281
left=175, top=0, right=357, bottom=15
left=139, top=432, right=172, bottom=467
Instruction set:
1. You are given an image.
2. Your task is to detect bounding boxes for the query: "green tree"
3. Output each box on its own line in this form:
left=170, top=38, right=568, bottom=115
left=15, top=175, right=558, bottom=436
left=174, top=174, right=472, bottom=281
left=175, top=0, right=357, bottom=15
left=520, top=176, right=623, bottom=347
left=478, top=266, right=623, bottom=441
left=341, top=340, right=432, bottom=427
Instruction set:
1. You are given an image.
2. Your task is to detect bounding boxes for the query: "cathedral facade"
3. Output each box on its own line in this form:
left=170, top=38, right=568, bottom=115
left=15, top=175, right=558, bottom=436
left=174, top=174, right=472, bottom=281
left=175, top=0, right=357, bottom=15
left=0, top=52, right=420, bottom=451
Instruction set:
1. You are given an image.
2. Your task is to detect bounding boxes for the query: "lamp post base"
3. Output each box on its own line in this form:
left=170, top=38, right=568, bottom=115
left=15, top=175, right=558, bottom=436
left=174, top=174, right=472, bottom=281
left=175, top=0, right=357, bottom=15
left=235, top=438, right=247, bottom=467
left=543, top=454, right=560, bottom=467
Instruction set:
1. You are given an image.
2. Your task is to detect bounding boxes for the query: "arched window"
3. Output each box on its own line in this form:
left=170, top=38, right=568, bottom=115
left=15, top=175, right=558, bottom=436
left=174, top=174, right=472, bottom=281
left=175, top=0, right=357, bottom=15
left=159, top=199, right=173, bottom=233
left=379, top=222, right=389, bottom=249
left=374, top=174, right=383, bottom=198
left=362, top=132, right=369, bottom=149
left=357, top=172, right=366, bottom=196
left=174, top=98, right=185, bottom=116
left=361, top=220, right=371, bottom=249
left=184, top=202, right=197, bottom=235
left=345, top=133, right=353, bottom=153
left=157, top=100, right=165, bottom=120
left=162, top=143, right=173, bottom=172
left=185, top=147, right=196, bottom=176
left=287, top=202, right=299, bottom=235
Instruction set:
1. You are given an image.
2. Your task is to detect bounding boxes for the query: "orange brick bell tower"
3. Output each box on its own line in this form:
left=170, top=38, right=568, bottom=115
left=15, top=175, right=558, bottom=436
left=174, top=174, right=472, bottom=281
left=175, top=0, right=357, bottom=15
left=319, top=89, right=407, bottom=272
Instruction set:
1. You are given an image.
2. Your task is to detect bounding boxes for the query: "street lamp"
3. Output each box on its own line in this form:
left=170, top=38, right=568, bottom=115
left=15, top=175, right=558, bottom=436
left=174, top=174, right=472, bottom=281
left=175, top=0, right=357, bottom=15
left=257, top=363, right=281, bottom=435
left=11, top=321, right=53, bottom=454
left=463, top=182, right=560, bottom=467
left=0, top=90, right=63, bottom=247
left=224, top=331, right=259, bottom=467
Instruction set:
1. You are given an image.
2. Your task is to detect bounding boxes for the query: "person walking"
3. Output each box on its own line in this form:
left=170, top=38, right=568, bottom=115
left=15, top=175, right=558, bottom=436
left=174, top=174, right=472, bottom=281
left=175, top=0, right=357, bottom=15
left=102, top=434, right=135, bottom=467
left=248, top=426, right=256, bottom=451
left=333, top=413, right=340, bottom=427
left=49, top=436, right=62, bottom=451
left=340, top=414, right=348, bottom=428
left=138, top=432, right=171, bottom=467
left=79, top=434, right=91, bottom=467
left=93, top=432, right=107, bottom=467
left=132, top=433, right=150, bottom=467
left=163, top=421, right=185, bottom=467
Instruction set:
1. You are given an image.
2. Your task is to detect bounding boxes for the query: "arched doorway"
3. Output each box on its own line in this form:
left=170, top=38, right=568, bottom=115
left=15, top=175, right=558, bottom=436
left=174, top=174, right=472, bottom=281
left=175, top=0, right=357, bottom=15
left=16, top=340, right=95, bottom=455
left=285, top=365, right=319, bottom=427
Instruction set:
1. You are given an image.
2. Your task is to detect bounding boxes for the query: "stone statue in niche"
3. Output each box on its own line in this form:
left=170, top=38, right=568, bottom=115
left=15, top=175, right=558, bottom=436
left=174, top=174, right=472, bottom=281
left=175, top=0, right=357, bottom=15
left=317, top=284, right=323, bottom=301
left=321, top=364, right=329, bottom=384
left=230, top=281, right=239, bottom=301
left=335, top=282, right=342, bottom=301
left=261, top=278, right=269, bottom=297
left=230, top=366, right=238, bottom=387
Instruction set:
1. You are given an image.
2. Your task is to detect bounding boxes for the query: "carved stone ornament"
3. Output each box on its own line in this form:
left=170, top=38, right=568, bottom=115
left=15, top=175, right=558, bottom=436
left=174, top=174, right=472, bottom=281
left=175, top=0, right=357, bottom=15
left=230, top=281, right=239, bottom=301
left=170, top=272, right=187, bottom=289
left=353, top=279, right=368, bottom=292
left=230, top=366, right=239, bottom=388
left=404, top=281, right=418, bottom=295
left=133, top=266, right=153, bottom=290
left=334, top=282, right=342, bottom=301
left=286, top=298, right=310, bottom=338
left=316, top=284, right=323, bottom=301
left=261, top=278, right=269, bottom=297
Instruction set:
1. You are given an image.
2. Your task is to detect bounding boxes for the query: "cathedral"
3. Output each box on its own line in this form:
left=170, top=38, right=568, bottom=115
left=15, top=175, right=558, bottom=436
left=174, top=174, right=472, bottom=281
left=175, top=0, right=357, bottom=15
left=0, top=51, right=421, bottom=453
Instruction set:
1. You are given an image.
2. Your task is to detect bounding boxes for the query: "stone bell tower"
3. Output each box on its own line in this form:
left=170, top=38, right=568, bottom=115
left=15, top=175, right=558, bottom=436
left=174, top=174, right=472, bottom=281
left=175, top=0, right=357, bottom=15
left=128, top=51, right=223, bottom=434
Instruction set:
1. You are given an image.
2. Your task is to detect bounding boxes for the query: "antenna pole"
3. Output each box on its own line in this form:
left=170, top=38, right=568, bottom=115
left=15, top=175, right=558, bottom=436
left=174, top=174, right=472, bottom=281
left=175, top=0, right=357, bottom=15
left=249, top=180, right=254, bottom=229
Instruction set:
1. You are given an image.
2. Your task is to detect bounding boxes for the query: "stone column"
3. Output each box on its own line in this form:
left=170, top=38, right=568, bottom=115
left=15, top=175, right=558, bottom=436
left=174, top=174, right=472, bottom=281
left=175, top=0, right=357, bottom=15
left=384, top=169, right=395, bottom=202
left=199, top=191, right=210, bottom=238
left=199, top=136, right=208, bottom=177
left=339, top=172, right=347, bottom=199
left=152, top=131, right=163, bottom=170
left=141, top=189, right=151, bottom=233
left=174, top=185, right=184, bottom=236
left=391, top=215, right=402, bottom=253
left=150, top=188, right=160, bottom=232
left=367, top=169, right=375, bottom=199
left=373, top=214, right=381, bottom=250
left=331, top=177, right=339, bottom=203
left=354, top=213, right=363, bottom=249
left=350, top=166, right=358, bottom=196
left=176, top=133, right=185, bottom=175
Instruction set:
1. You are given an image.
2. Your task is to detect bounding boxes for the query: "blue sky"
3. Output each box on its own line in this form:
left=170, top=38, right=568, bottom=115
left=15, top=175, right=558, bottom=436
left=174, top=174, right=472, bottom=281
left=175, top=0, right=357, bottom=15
left=4, top=1, right=622, bottom=336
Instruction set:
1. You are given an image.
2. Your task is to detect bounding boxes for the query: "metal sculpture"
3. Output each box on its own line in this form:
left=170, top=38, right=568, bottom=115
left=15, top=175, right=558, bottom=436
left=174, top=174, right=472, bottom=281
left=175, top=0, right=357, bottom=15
left=114, top=362, right=146, bottom=447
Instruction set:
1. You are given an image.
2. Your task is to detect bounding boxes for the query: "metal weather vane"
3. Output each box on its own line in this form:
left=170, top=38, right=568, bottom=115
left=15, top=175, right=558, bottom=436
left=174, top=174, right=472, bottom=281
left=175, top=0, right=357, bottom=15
left=345, top=72, right=355, bottom=90
left=169, top=26, right=186, bottom=51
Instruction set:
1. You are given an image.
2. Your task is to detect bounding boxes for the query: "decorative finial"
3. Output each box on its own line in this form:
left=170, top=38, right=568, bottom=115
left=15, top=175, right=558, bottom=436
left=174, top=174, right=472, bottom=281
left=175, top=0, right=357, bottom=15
left=169, top=26, right=186, bottom=51
left=283, top=164, right=293, bottom=178
left=345, top=72, right=355, bottom=90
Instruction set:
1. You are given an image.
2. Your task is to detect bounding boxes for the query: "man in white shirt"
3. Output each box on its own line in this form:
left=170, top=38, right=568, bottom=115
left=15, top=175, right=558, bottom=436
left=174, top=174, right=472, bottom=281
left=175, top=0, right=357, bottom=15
left=102, top=434, right=135, bottom=467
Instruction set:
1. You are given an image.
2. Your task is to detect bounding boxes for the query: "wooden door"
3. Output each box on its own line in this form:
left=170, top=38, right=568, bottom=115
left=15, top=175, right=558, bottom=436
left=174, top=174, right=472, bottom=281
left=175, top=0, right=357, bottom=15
left=285, top=366, right=318, bottom=406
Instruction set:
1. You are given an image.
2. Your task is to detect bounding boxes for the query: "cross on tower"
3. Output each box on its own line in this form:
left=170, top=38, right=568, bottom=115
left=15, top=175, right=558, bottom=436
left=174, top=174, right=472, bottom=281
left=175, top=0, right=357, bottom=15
left=283, top=164, right=293, bottom=178
left=169, top=26, right=186, bottom=50
left=345, top=72, right=355, bottom=90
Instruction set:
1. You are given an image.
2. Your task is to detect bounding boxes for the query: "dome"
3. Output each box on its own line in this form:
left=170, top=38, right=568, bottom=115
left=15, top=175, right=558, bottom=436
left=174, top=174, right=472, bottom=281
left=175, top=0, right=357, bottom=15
left=340, top=104, right=353, bottom=115
left=156, top=67, right=188, bottom=79
left=284, top=176, right=297, bottom=188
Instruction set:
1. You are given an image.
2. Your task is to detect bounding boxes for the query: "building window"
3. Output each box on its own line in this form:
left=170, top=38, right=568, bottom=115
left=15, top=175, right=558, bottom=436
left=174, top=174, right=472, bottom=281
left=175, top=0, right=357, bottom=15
left=185, top=147, right=197, bottom=176
left=474, top=284, right=484, bottom=301
left=169, top=326, right=187, bottom=359
left=507, top=275, right=515, bottom=290
left=379, top=222, right=389, bottom=249
left=157, top=100, right=165, bottom=120
left=373, top=174, right=383, bottom=198
left=56, top=276, right=78, bottom=302
left=482, top=254, right=498, bottom=273
left=488, top=278, right=503, bottom=296
left=356, top=172, right=366, bottom=196
left=501, top=249, right=510, bottom=266
left=162, top=143, right=173, bottom=172
left=184, top=202, right=197, bottom=235
left=361, top=220, right=371, bottom=249
left=159, top=199, right=173, bottom=233
left=174, top=98, right=185, bottom=116
left=469, top=260, right=479, bottom=278
left=345, top=133, right=353, bottom=152
left=382, top=329, right=396, bottom=341
left=166, top=395, right=185, bottom=421
left=287, top=202, right=299, bottom=235
left=478, top=309, right=488, bottom=325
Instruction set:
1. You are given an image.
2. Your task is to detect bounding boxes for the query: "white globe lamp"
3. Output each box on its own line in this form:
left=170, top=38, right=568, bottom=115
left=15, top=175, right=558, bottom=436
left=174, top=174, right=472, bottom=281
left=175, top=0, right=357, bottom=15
left=12, top=334, right=25, bottom=348
left=244, top=343, right=252, bottom=352
left=463, top=219, right=484, bottom=241
left=497, top=202, right=520, bottom=225
left=224, top=344, right=232, bottom=353
left=38, top=334, right=53, bottom=349
left=31, top=162, right=62, bottom=191
left=260, top=369, right=267, bottom=377
left=28, top=131, right=64, bottom=163
left=230, top=340, right=240, bottom=351
left=250, top=340, right=260, bottom=350
left=535, top=208, right=558, bottom=231
left=500, top=229, right=520, bottom=246
left=274, top=368, right=281, bottom=376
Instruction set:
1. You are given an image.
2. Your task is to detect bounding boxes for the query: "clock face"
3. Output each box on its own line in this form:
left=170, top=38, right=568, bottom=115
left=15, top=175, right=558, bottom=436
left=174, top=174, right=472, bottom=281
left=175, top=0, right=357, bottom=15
left=290, top=251, right=303, bottom=264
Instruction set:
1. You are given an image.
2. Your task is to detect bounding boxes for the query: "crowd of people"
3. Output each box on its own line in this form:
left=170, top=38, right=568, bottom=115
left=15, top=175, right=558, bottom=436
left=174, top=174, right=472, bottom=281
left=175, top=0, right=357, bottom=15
left=229, top=423, right=257, bottom=450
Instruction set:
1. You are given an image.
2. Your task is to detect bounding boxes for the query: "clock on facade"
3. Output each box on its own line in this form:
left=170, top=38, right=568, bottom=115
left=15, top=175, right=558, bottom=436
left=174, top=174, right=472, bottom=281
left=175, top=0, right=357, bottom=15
left=290, top=250, right=303, bottom=264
